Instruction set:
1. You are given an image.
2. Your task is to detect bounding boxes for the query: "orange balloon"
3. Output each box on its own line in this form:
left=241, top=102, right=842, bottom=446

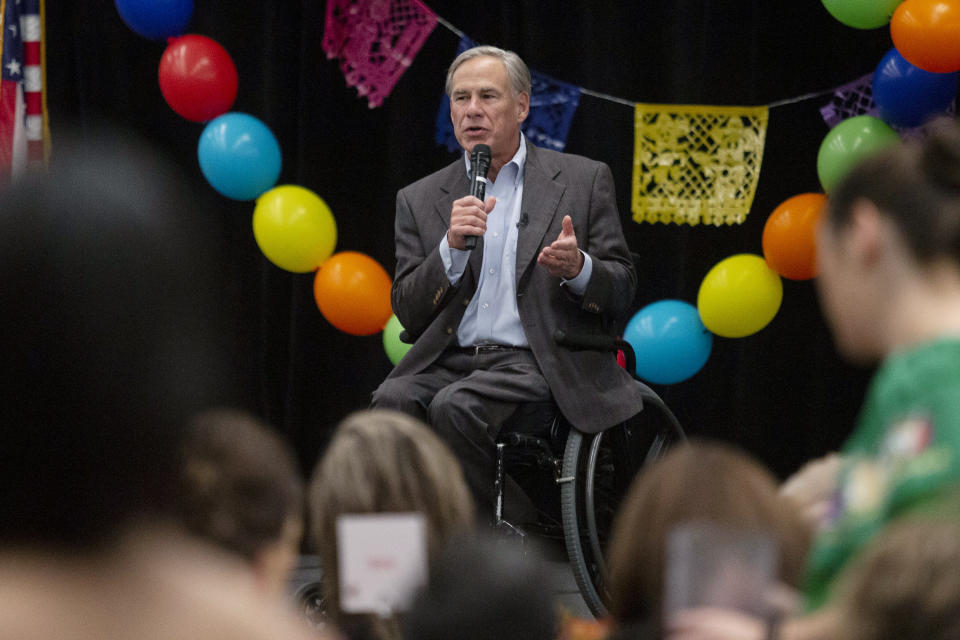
left=891, top=0, right=960, bottom=73
left=313, top=251, right=393, bottom=336
left=762, top=193, right=827, bottom=281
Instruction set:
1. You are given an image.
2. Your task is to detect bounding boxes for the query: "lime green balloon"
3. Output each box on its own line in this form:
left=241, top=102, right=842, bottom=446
left=252, top=185, right=337, bottom=273
left=697, top=254, right=783, bottom=338
left=821, top=0, right=903, bottom=29
left=382, top=314, right=412, bottom=365
left=817, top=116, right=900, bottom=192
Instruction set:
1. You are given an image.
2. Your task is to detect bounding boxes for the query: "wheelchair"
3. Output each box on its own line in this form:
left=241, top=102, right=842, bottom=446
left=494, top=330, right=686, bottom=618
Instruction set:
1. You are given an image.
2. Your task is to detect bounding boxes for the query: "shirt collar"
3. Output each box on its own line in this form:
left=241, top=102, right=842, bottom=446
left=464, top=132, right=527, bottom=187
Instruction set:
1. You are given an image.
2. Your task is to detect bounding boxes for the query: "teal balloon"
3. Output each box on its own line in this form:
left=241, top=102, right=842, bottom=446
left=817, top=116, right=900, bottom=192
left=198, top=113, right=282, bottom=201
left=623, top=300, right=712, bottom=385
left=820, top=0, right=903, bottom=29
left=383, top=314, right=412, bottom=366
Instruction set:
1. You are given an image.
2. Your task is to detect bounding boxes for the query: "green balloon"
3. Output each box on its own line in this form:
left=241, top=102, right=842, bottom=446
left=820, top=0, right=903, bottom=29
left=817, top=115, right=900, bottom=192
left=382, top=313, right=412, bottom=366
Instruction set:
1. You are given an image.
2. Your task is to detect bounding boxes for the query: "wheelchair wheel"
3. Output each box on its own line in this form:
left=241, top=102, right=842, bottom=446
left=560, top=406, right=683, bottom=617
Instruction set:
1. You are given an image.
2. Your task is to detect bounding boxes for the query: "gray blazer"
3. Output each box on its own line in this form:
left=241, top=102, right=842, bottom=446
left=387, top=140, right=645, bottom=433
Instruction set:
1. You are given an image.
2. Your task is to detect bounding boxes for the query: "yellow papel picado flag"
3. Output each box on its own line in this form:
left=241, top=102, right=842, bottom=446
left=632, top=103, right=768, bottom=226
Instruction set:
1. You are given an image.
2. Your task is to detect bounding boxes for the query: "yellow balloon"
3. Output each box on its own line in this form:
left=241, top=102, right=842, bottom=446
left=252, top=185, right=337, bottom=273
left=697, top=254, right=783, bottom=338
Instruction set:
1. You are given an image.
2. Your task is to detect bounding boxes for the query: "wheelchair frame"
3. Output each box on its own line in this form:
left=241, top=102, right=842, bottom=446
left=496, top=333, right=686, bottom=617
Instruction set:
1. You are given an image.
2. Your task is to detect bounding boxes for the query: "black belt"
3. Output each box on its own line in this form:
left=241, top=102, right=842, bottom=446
left=449, top=344, right=531, bottom=356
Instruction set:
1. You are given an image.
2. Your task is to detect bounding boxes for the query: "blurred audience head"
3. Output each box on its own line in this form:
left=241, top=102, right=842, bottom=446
left=308, top=409, right=474, bottom=637
left=402, top=533, right=556, bottom=640
left=819, top=117, right=960, bottom=362
left=606, top=439, right=812, bottom=632
left=0, top=128, right=326, bottom=640
left=829, top=518, right=960, bottom=640
left=174, top=407, right=304, bottom=597
left=0, top=128, right=235, bottom=552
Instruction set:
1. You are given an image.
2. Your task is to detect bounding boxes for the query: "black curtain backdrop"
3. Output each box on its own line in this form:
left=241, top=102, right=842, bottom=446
left=44, top=1, right=896, bottom=478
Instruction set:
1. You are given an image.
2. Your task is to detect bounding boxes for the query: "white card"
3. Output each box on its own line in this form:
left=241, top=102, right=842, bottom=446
left=663, top=521, right=776, bottom=619
left=337, top=512, right=428, bottom=615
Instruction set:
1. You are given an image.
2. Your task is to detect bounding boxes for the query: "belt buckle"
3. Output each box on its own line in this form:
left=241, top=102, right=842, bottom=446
left=471, top=343, right=497, bottom=355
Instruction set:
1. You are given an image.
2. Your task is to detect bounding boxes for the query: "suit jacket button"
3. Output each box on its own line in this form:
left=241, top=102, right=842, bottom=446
left=463, top=297, right=471, bottom=306
left=445, top=327, right=453, bottom=335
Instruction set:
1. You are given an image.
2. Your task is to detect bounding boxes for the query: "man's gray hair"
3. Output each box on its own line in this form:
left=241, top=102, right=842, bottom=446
left=444, top=45, right=532, bottom=97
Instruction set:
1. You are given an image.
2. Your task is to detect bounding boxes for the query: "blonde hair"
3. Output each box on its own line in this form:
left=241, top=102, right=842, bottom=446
left=308, top=410, right=475, bottom=636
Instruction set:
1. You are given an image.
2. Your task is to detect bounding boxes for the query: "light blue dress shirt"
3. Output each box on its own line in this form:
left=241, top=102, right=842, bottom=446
left=439, top=134, right=593, bottom=347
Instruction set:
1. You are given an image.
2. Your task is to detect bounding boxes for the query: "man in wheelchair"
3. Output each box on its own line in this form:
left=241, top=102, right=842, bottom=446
left=371, top=44, right=645, bottom=527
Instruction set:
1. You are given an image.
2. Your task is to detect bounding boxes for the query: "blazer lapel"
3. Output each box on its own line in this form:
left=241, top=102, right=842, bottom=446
left=433, top=160, right=468, bottom=227
left=516, top=142, right=565, bottom=285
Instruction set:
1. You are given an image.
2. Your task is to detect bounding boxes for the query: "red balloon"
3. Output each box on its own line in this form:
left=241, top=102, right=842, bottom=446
left=891, top=0, right=960, bottom=73
left=158, top=35, right=238, bottom=122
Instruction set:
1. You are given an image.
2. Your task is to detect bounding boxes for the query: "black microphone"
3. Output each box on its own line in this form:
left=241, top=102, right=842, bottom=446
left=517, top=212, right=529, bottom=229
left=464, top=144, right=491, bottom=250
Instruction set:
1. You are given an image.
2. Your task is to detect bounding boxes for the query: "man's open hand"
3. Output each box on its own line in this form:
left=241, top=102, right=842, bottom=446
left=538, top=215, right=583, bottom=279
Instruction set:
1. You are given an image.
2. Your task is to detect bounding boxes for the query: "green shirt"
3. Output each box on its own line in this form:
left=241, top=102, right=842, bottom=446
left=804, top=338, right=960, bottom=611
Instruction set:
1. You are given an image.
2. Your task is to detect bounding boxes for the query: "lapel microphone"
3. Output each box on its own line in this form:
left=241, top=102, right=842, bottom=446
left=464, top=144, right=491, bottom=250
left=517, top=213, right=529, bottom=229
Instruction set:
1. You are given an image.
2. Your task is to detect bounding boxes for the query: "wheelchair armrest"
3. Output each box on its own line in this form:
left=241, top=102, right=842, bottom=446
left=553, top=330, right=637, bottom=374
left=500, top=432, right=554, bottom=454
left=553, top=329, right=621, bottom=352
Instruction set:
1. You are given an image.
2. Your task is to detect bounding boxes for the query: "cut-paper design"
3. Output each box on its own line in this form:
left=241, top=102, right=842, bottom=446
left=632, top=104, right=769, bottom=226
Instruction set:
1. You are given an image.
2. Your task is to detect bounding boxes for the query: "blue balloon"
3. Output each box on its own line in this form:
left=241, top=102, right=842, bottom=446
left=623, top=300, right=712, bottom=385
left=198, top=113, right=282, bottom=201
left=873, top=48, right=958, bottom=129
left=114, top=0, right=193, bottom=41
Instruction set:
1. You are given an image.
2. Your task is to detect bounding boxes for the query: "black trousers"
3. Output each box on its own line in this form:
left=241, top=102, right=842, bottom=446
left=371, top=348, right=552, bottom=524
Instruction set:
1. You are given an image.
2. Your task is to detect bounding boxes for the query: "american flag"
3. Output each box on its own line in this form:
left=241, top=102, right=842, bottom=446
left=1, top=0, right=47, bottom=186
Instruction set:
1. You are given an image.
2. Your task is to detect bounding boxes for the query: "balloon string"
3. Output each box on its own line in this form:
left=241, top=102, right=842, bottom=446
left=435, top=17, right=839, bottom=111
left=434, top=15, right=466, bottom=40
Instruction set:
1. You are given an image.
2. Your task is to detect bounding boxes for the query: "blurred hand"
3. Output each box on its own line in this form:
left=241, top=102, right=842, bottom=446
left=448, top=195, right=496, bottom=250
left=666, top=600, right=836, bottom=640
left=666, top=608, right=766, bottom=640
left=781, top=453, right=843, bottom=530
left=538, top=215, right=583, bottom=279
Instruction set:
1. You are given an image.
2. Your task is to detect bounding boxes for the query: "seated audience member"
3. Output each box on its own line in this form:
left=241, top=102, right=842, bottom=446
left=668, top=119, right=960, bottom=639
left=174, top=408, right=305, bottom=599
left=825, top=517, right=960, bottom=640
left=308, top=409, right=475, bottom=640
left=402, top=533, right=557, bottom=640
left=606, top=439, right=812, bottom=638
left=0, top=131, right=319, bottom=640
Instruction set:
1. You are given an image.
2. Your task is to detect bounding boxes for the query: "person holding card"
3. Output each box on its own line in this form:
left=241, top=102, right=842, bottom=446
left=604, top=440, right=811, bottom=639
left=371, top=45, right=640, bottom=523
left=308, top=409, right=475, bottom=640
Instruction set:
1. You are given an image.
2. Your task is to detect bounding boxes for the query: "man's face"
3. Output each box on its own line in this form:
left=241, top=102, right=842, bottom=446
left=449, top=56, right=529, bottom=167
